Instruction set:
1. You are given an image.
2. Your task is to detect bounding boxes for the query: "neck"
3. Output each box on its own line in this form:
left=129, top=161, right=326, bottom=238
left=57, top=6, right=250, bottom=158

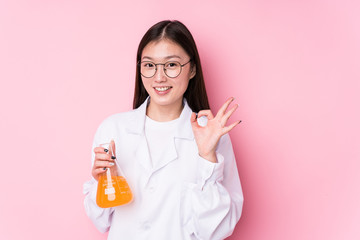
left=146, top=99, right=183, bottom=122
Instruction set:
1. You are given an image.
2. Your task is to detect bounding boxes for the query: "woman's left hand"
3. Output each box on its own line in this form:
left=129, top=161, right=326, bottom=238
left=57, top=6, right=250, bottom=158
left=190, top=97, right=241, bottom=163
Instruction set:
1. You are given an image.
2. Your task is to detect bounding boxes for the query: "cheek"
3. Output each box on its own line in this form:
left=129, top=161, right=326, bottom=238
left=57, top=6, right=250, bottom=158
left=141, top=79, right=153, bottom=95
left=178, top=78, right=190, bottom=92
left=142, top=78, right=150, bottom=89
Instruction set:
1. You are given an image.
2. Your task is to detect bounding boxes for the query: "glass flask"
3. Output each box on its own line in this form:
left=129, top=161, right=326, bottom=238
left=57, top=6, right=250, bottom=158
left=96, top=141, right=133, bottom=208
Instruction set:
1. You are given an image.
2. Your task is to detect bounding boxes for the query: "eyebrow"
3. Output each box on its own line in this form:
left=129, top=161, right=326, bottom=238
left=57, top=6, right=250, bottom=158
left=142, top=55, right=182, bottom=61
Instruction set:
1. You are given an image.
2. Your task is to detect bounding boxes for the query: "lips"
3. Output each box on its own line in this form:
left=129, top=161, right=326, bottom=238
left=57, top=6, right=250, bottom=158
left=153, top=86, right=172, bottom=95
left=154, top=86, right=172, bottom=92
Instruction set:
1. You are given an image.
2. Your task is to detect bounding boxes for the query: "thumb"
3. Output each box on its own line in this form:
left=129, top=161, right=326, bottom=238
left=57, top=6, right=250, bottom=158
left=190, top=112, right=197, bottom=123
left=190, top=112, right=199, bottom=129
left=110, top=139, right=116, bottom=158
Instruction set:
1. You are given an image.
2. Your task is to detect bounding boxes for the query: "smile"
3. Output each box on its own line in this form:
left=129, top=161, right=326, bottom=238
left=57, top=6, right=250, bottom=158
left=154, top=86, right=172, bottom=92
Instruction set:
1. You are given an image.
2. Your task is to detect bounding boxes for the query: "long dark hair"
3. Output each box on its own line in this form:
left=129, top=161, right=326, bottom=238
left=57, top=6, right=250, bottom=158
left=133, top=20, right=210, bottom=112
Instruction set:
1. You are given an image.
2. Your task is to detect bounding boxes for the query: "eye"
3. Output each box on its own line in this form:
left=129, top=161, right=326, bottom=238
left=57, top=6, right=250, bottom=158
left=165, top=62, right=180, bottom=68
left=143, top=62, right=154, bottom=68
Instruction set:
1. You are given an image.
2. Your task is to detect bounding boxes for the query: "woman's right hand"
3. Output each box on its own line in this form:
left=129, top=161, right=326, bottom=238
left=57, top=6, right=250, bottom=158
left=91, top=141, right=116, bottom=181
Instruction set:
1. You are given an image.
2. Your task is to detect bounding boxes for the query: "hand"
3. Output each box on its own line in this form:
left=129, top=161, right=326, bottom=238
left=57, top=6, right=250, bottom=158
left=91, top=140, right=116, bottom=181
left=190, top=97, right=241, bottom=163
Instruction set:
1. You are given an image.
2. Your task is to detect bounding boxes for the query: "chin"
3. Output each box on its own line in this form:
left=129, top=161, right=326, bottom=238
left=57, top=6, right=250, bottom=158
left=150, top=95, right=181, bottom=108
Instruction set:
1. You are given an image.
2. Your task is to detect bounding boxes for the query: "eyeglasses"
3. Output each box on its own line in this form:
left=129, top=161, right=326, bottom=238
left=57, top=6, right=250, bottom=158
left=139, top=59, right=192, bottom=78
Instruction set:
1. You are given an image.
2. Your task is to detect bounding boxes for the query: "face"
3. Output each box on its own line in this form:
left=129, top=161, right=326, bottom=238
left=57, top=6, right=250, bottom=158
left=140, top=39, right=196, bottom=110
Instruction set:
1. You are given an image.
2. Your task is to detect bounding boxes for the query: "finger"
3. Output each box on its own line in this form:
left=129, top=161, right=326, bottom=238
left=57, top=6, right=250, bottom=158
left=190, top=112, right=202, bottom=130
left=95, top=153, right=114, bottom=161
left=197, top=109, right=214, bottom=120
left=94, top=147, right=109, bottom=153
left=216, top=97, right=235, bottom=118
left=221, top=104, right=238, bottom=126
left=190, top=112, right=198, bottom=127
left=190, top=112, right=197, bottom=123
left=94, top=160, right=115, bottom=168
left=92, top=167, right=107, bottom=178
left=222, top=120, right=242, bottom=135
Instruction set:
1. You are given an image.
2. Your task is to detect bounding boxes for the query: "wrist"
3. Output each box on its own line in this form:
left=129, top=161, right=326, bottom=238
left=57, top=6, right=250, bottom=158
left=199, top=152, right=217, bottom=163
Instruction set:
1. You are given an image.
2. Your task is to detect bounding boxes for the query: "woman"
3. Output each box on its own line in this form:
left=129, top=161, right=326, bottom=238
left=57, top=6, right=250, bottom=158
left=83, top=20, right=243, bottom=240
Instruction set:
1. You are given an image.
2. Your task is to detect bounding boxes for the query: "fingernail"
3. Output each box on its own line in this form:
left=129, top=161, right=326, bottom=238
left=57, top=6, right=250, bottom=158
left=109, top=162, right=114, bottom=166
left=103, top=167, right=106, bottom=170
left=104, top=149, right=108, bottom=153
left=238, top=120, right=242, bottom=124
left=111, top=156, right=116, bottom=159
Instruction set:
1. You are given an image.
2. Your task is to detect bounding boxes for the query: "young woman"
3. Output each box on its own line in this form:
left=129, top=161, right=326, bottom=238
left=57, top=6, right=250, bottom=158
left=83, top=20, right=243, bottom=240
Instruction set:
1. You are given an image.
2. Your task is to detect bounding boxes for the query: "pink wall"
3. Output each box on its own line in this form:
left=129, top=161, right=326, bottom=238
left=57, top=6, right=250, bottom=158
left=1, top=0, right=359, bottom=239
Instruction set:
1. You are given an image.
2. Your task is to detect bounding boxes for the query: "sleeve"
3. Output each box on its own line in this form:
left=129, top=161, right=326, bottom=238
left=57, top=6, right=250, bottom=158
left=83, top=121, right=115, bottom=233
left=180, top=133, right=244, bottom=240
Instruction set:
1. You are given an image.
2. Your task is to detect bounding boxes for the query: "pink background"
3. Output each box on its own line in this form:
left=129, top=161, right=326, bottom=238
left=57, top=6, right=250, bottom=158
left=1, top=0, right=359, bottom=239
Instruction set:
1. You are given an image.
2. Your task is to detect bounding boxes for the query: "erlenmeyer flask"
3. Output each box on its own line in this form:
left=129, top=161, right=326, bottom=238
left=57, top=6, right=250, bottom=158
left=96, top=141, right=133, bottom=208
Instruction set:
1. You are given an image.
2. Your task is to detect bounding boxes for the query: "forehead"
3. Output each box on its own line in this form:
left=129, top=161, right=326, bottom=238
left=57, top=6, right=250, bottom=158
left=141, top=39, right=189, bottom=60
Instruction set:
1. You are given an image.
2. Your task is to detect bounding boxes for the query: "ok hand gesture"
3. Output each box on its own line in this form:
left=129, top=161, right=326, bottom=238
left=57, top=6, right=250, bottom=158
left=190, top=97, right=241, bottom=163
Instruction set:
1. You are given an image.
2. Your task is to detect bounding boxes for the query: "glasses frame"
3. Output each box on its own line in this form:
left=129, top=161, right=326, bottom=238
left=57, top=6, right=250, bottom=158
left=138, top=59, right=192, bottom=78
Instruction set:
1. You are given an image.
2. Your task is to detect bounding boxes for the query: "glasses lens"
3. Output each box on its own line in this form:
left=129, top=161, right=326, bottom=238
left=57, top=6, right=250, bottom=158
left=165, top=61, right=181, bottom=78
left=140, top=62, right=156, bottom=78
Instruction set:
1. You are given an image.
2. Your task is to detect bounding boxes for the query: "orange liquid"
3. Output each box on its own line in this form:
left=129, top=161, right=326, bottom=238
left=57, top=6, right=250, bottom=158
left=96, top=175, right=133, bottom=208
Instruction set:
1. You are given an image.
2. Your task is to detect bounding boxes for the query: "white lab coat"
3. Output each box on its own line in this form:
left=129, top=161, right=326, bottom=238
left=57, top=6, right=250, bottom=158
left=83, top=98, right=243, bottom=240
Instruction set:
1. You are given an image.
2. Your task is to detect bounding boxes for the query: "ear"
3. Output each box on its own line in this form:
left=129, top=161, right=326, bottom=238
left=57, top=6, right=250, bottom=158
left=189, top=64, right=196, bottom=79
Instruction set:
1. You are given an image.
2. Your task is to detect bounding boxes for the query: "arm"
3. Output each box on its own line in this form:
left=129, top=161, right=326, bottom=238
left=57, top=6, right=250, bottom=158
left=181, top=134, right=243, bottom=240
left=83, top=178, right=115, bottom=233
left=83, top=122, right=115, bottom=233
left=185, top=97, right=243, bottom=239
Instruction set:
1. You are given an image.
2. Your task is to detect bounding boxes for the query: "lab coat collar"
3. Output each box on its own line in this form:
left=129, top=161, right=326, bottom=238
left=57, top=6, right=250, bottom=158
left=125, top=97, right=195, bottom=140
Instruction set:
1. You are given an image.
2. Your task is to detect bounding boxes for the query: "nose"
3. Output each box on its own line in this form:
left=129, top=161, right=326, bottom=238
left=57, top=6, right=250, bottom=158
left=154, top=65, right=167, bottom=82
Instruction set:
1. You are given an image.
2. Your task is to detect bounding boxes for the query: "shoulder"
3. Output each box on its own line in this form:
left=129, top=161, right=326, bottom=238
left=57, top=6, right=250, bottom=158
left=102, top=109, right=136, bottom=125
left=94, top=108, right=140, bottom=139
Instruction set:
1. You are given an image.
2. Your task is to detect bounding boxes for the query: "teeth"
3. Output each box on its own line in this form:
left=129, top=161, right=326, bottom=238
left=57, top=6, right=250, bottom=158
left=155, top=87, right=171, bottom=91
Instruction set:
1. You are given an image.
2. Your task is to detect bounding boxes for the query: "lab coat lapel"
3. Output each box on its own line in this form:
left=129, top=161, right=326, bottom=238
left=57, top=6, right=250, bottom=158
left=135, top=135, right=152, bottom=171
left=125, top=98, right=152, bottom=172
left=174, top=100, right=194, bottom=141
left=152, top=138, right=178, bottom=172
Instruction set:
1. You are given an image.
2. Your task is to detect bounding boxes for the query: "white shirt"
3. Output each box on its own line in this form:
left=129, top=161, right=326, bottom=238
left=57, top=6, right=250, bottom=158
left=145, top=115, right=179, bottom=167
left=83, top=98, right=243, bottom=240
